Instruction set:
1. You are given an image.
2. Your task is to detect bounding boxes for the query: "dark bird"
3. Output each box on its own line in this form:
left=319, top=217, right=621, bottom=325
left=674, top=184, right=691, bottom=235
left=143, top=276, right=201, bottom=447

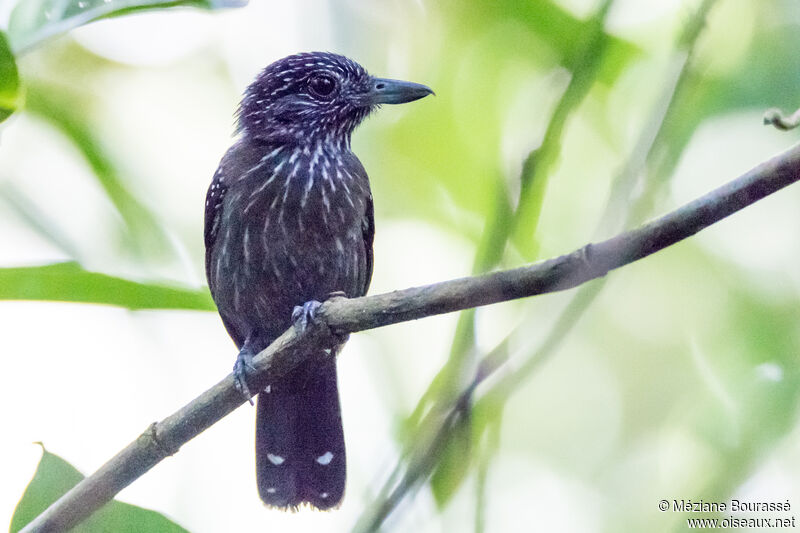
left=204, top=52, right=432, bottom=510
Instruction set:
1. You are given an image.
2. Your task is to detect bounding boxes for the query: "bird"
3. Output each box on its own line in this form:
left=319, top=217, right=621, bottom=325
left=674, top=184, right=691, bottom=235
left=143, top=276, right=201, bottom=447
left=204, top=51, right=432, bottom=510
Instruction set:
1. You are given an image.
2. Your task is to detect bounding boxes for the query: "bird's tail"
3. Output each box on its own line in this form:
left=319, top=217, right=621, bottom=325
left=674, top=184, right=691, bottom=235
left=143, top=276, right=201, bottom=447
left=255, top=353, right=346, bottom=510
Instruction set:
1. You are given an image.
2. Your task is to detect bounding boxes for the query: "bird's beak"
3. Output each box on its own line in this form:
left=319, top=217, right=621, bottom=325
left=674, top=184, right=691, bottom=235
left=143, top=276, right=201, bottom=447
left=363, top=78, right=434, bottom=105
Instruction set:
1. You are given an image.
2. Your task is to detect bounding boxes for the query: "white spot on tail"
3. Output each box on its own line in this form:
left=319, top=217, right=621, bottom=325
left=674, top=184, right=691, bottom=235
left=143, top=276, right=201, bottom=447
left=266, top=487, right=277, bottom=494
left=267, top=453, right=285, bottom=465
left=264, top=385, right=271, bottom=393
left=316, top=451, right=334, bottom=465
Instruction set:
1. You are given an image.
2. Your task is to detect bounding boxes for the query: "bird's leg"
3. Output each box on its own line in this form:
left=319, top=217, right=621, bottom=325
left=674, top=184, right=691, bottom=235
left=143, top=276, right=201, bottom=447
left=233, top=337, right=258, bottom=405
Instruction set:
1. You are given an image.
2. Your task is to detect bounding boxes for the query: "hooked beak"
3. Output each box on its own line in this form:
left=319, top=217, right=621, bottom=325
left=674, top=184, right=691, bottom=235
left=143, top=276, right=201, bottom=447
left=362, top=77, right=434, bottom=106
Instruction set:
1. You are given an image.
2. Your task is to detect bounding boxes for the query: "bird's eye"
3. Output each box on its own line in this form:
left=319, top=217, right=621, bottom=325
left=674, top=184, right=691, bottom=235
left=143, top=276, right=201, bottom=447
left=308, top=74, right=338, bottom=99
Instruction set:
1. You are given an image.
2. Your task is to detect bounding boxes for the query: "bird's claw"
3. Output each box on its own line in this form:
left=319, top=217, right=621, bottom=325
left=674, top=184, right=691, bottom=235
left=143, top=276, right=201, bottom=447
left=233, top=348, right=256, bottom=405
left=293, top=298, right=349, bottom=347
left=292, top=300, right=322, bottom=333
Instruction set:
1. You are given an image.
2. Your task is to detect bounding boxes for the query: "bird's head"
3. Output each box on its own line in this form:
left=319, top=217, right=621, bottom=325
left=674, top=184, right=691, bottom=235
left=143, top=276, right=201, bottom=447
left=237, top=52, right=433, bottom=146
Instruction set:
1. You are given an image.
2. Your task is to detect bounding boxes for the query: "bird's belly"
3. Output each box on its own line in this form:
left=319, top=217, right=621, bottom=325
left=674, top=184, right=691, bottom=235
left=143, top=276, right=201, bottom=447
left=210, top=191, right=365, bottom=341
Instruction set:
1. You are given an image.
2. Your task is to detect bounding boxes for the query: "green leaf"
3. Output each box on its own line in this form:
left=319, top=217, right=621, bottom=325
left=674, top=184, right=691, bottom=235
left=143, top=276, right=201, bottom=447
left=7, top=0, right=247, bottom=54
left=0, top=262, right=215, bottom=310
left=10, top=445, right=189, bottom=533
left=0, top=30, right=20, bottom=123
left=430, top=410, right=472, bottom=509
left=10, top=445, right=82, bottom=533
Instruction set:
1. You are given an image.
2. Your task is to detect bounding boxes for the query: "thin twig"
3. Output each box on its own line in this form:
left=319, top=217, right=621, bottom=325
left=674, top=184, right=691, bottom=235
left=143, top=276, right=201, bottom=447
left=763, top=107, right=800, bottom=131
left=354, top=339, right=509, bottom=533
left=20, top=141, right=800, bottom=533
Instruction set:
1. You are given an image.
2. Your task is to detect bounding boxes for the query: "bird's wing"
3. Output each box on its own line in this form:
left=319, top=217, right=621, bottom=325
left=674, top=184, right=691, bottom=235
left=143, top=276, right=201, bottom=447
left=361, top=192, right=375, bottom=296
left=204, top=164, right=228, bottom=293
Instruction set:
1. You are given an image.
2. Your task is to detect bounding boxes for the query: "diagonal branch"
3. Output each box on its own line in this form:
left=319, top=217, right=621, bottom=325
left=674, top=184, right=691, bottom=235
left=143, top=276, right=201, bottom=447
left=20, top=141, right=800, bottom=533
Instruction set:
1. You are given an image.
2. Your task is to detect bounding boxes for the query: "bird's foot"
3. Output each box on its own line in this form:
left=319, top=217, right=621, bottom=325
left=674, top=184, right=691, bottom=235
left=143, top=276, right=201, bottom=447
left=292, top=300, right=322, bottom=333
left=293, top=298, right=349, bottom=346
left=233, top=346, right=256, bottom=405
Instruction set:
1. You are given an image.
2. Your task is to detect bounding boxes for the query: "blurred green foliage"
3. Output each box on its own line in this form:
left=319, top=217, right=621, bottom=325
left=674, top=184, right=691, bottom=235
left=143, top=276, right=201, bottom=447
left=358, top=0, right=800, bottom=528
left=429, top=0, right=619, bottom=504
left=367, top=0, right=638, bottom=237
left=3, top=0, right=800, bottom=531
left=0, top=31, right=19, bottom=123
left=10, top=445, right=188, bottom=533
